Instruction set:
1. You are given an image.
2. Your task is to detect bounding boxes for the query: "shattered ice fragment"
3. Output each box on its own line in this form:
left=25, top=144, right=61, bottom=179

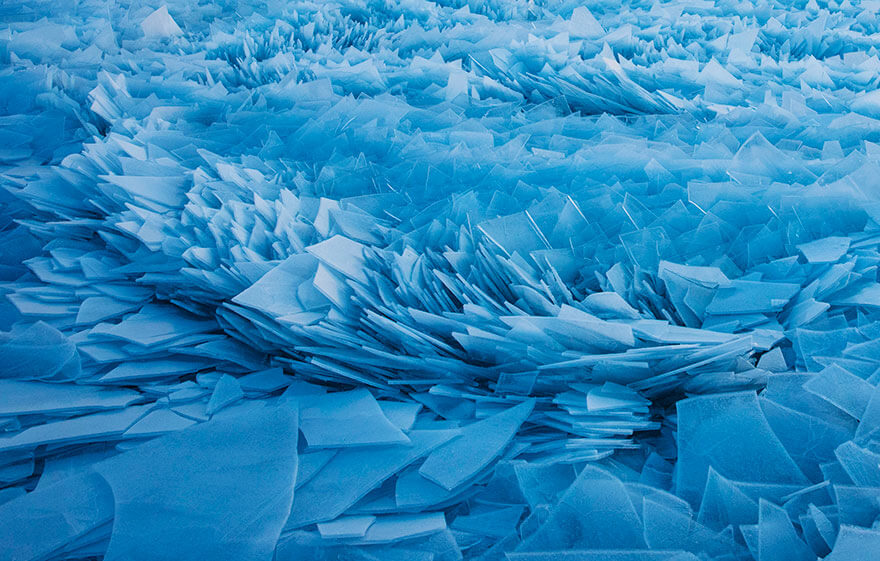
left=95, top=402, right=298, bottom=561
left=419, top=399, right=534, bottom=491
left=205, top=374, right=244, bottom=416
left=140, top=6, right=182, bottom=38
left=317, top=515, right=376, bottom=539
left=299, top=388, right=410, bottom=448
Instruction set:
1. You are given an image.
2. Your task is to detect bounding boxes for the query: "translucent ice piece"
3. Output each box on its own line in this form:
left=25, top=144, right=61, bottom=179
left=696, top=468, right=759, bottom=530
left=232, top=254, right=323, bottom=317
left=95, top=402, right=298, bottom=561
left=643, top=496, right=744, bottom=558
left=516, top=465, right=646, bottom=551
left=757, top=499, right=814, bottom=561
left=0, top=471, right=114, bottom=561
left=419, top=399, right=534, bottom=490
left=237, top=368, right=292, bottom=393
left=352, top=512, right=447, bottom=544
left=317, top=515, right=376, bottom=539
left=514, top=462, right=577, bottom=508
left=834, top=441, right=880, bottom=486
left=124, top=407, right=197, bottom=438
left=569, top=7, right=605, bottom=39
left=705, top=280, right=800, bottom=315
left=0, top=380, right=139, bottom=416
left=286, top=429, right=459, bottom=528
left=675, top=392, right=807, bottom=505
left=378, top=401, right=422, bottom=431
left=140, top=6, right=182, bottom=38
left=796, top=236, right=850, bottom=264
left=205, top=374, right=243, bottom=416
left=299, top=389, right=410, bottom=448
left=803, top=364, right=873, bottom=419
left=0, top=321, right=80, bottom=380
left=0, top=404, right=152, bottom=452
left=825, top=526, right=880, bottom=561
left=306, top=235, right=369, bottom=284
left=451, top=505, right=524, bottom=538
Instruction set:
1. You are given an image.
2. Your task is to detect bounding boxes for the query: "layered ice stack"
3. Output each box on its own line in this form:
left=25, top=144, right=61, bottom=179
left=2, top=0, right=880, bottom=559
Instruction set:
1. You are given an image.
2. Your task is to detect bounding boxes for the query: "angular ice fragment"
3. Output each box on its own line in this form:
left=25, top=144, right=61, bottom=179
left=697, top=468, right=759, bottom=530
left=0, top=404, right=152, bottom=452
left=514, top=462, right=577, bottom=508
left=451, top=505, right=523, bottom=538
left=756, top=347, right=788, bottom=372
left=834, top=441, right=880, bottom=486
left=205, top=374, right=244, bottom=416
left=378, top=401, right=422, bottom=431
left=803, top=364, right=872, bottom=419
left=757, top=499, right=814, bottom=561
left=354, top=512, right=446, bottom=544
left=124, top=407, right=197, bottom=437
left=851, top=90, right=880, bottom=119
left=287, top=429, right=459, bottom=528
left=238, top=367, right=292, bottom=393
left=796, top=236, right=850, bottom=264
left=95, top=402, right=298, bottom=561
left=317, top=515, right=376, bottom=539
left=582, top=292, right=640, bottom=319
left=705, top=281, right=800, bottom=315
left=306, top=235, right=369, bottom=284
left=299, top=389, right=410, bottom=448
left=99, top=357, right=214, bottom=384
left=76, top=296, right=141, bottom=325
left=675, top=392, right=807, bottom=505
left=0, top=472, right=114, bottom=561
left=0, top=380, right=139, bottom=416
left=569, top=7, right=605, bottom=39
left=140, top=6, right=182, bottom=39
left=0, top=322, right=80, bottom=380
left=232, top=254, right=324, bottom=317
left=643, top=495, right=743, bottom=558
left=516, top=465, right=646, bottom=551
left=419, top=399, right=534, bottom=491
left=825, top=526, right=880, bottom=561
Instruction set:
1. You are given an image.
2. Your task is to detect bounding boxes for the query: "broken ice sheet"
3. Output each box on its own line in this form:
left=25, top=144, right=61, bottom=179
left=95, top=401, right=298, bottom=561
left=796, top=236, right=851, bottom=264
left=140, top=6, right=182, bottom=39
left=419, top=399, right=534, bottom=491
left=0, top=380, right=140, bottom=416
left=351, top=512, right=447, bottom=544
left=205, top=374, right=244, bottom=416
left=0, top=471, right=115, bottom=561
left=675, top=391, right=807, bottom=505
left=317, top=515, right=376, bottom=539
left=0, top=321, right=81, bottom=380
left=0, top=404, right=153, bottom=453
left=516, top=465, right=646, bottom=551
left=298, top=388, right=410, bottom=448
left=286, top=429, right=459, bottom=528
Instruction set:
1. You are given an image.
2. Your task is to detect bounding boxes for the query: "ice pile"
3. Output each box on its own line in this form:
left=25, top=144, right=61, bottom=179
left=3, top=0, right=880, bottom=558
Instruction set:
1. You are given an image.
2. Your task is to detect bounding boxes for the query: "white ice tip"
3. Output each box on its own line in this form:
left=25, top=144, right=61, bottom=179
left=141, top=6, right=182, bottom=39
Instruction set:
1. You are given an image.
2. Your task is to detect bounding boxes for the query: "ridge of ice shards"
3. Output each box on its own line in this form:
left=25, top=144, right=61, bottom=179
left=5, top=0, right=880, bottom=559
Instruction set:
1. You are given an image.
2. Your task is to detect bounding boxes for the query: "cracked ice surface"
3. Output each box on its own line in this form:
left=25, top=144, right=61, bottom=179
left=3, top=0, right=880, bottom=559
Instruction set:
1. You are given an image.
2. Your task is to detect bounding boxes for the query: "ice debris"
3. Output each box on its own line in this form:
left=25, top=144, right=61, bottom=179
left=4, top=0, right=880, bottom=559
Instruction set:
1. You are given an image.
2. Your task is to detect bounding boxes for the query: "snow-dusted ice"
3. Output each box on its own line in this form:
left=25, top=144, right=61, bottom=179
left=3, top=0, right=880, bottom=559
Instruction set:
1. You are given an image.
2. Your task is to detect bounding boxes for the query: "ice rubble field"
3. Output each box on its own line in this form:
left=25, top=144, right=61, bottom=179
left=7, top=0, right=880, bottom=559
